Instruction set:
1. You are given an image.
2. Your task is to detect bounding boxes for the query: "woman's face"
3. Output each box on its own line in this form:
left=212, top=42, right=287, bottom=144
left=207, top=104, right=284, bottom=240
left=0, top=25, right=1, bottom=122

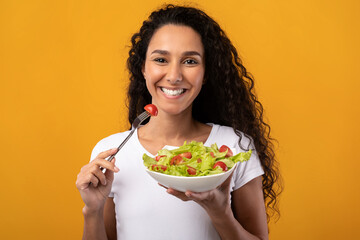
left=142, top=24, right=205, bottom=116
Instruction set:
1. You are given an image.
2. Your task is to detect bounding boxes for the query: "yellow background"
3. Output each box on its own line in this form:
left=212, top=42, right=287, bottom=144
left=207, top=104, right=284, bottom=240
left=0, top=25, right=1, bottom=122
left=1, top=0, right=359, bottom=239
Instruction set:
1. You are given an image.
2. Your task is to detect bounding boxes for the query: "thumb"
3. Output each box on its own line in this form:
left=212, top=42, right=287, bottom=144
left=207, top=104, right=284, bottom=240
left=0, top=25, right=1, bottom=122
left=218, top=171, right=234, bottom=193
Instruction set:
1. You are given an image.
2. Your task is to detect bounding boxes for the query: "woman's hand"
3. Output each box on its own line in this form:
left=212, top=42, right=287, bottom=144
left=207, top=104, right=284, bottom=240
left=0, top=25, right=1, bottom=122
left=162, top=172, right=234, bottom=218
left=76, top=148, right=120, bottom=214
left=163, top=174, right=269, bottom=240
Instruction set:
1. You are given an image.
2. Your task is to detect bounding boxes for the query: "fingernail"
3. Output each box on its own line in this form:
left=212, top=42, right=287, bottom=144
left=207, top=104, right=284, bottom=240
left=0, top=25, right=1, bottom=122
left=114, top=166, right=120, bottom=172
left=185, top=192, right=191, bottom=197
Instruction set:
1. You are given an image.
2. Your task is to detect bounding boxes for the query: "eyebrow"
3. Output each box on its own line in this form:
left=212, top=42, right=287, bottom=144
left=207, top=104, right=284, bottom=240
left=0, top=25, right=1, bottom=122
left=150, top=49, right=202, bottom=57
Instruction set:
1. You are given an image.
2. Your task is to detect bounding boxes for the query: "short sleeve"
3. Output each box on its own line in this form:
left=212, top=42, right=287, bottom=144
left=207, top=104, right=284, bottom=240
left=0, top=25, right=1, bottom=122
left=231, top=138, right=264, bottom=191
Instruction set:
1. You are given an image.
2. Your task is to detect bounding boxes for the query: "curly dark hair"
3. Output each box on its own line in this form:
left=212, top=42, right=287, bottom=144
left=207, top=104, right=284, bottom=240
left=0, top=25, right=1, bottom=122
left=127, top=4, right=282, bottom=222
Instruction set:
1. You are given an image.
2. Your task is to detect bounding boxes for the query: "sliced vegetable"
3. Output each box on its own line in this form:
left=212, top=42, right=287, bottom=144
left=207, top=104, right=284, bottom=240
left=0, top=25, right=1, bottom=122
left=213, top=161, right=228, bottom=171
left=151, top=164, right=167, bottom=171
left=155, top=155, right=166, bottom=161
left=187, top=166, right=197, bottom=175
left=219, top=145, right=233, bottom=157
left=144, top=104, right=158, bottom=116
left=170, top=155, right=184, bottom=165
left=179, top=152, right=192, bottom=159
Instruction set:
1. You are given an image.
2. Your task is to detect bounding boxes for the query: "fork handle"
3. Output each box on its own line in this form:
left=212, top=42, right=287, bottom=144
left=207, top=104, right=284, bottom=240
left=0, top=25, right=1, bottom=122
left=107, top=128, right=136, bottom=162
left=99, top=128, right=136, bottom=172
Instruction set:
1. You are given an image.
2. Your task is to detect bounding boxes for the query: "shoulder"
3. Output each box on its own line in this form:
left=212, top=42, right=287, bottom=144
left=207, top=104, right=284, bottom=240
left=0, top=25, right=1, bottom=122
left=90, top=130, right=131, bottom=161
left=208, top=123, right=253, bottom=150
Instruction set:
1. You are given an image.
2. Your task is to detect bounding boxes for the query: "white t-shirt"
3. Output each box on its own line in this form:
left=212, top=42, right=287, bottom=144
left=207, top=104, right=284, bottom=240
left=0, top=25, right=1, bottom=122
left=90, top=123, right=264, bottom=240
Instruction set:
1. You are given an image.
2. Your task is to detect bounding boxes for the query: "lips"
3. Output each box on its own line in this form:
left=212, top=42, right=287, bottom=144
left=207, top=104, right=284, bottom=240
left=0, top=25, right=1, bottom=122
left=160, top=87, right=186, bottom=96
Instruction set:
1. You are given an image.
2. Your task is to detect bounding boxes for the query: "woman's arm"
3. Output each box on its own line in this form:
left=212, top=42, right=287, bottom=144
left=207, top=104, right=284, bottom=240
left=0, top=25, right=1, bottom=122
left=231, top=177, right=268, bottom=239
left=76, top=148, right=119, bottom=240
left=209, top=176, right=268, bottom=240
left=166, top=176, right=268, bottom=240
left=82, top=194, right=117, bottom=240
left=104, top=198, right=117, bottom=240
left=82, top=205, right=107, bottom=240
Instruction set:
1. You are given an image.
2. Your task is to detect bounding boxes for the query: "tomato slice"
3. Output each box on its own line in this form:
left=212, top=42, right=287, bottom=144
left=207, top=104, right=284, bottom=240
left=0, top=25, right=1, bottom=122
left=179, top=152, right=192, bottom=159
left=155, top=155, right=166, bottom=161
left=187, top=166, right=197, bottom=175
left=210, top=152, right=215, bottom=158
left=213, top=161, right=228, bottom=171
left=170, top=155, right=184, bottom=165
left=219, top=145, right=233, bottom=157
left=144, top=104, right=158, bottom=116
left=152, top=164, right=167, bottom=171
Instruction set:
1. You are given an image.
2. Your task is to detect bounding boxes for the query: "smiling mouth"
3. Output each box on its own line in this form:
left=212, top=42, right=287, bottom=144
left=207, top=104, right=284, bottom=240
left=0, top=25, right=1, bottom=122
left=160, top=87, right=186, bottom=96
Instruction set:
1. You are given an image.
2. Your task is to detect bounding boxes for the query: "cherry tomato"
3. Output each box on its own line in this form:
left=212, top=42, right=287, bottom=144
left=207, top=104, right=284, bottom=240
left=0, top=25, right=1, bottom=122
left=170, top=155, right=184, bottom=165
left=179, top=152, right=192, bottom=159
left=210, top=152, right=215, bottom=158
left=219, top=145, right=233, bottom=157
left=152, top=164, right=167, bottom=171
left=155, top=155, right=166, bottom=161
left=213, top=161, right=228, bottom=171
left=187, top=166, right=197, bottom=175
left=144, top=104, right=158, bottom=116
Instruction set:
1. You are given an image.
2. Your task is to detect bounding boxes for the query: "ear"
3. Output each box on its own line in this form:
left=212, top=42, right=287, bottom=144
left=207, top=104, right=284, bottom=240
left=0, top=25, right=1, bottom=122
left=142, top=64, right=146, bottom=79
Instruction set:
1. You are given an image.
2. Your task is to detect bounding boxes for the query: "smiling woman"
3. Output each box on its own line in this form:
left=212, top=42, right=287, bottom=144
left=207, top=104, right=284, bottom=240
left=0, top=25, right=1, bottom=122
left=142, top=24, right=205, bottom=115
left=75, top=4, right=281, bottom=240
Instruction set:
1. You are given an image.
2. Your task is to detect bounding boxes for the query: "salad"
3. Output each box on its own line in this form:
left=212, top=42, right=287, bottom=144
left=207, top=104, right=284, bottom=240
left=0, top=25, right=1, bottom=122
left=143, top=141, right=252, bottom=177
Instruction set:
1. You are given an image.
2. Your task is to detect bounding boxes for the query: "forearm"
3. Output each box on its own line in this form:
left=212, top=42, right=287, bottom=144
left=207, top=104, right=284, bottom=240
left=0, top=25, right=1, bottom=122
left=209, top=207, right=267, bottom=240
left=82, top=206, right=108, bottom=240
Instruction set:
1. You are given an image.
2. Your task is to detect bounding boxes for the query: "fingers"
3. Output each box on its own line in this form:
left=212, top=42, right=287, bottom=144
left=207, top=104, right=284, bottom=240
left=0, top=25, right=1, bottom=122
left=166, top=188, right=191, bottom=201
left=104, top=158, right=117, bottom=182
left=158, top=183, right=168, bottom=189
left=76, top=148, right=120, bottom=191
left=89, top=164, right=107, bottom=186
left=218, top=171, right=234, bottom=192
left=159, top=184, right=191, bottom=202
left=92, top=158, right=120, bottom=173
left=76, top=165, right=107, bottom=190
left=92, top=149, right=120, bottom=172
left=97, top=148, right=119, bottom=160
left=185, top=190, right=212, bottom=202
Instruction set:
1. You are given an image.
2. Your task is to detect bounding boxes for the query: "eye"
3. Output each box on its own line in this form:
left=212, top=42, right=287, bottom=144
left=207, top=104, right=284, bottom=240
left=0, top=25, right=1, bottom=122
left=153, top=58, right=167, bottom=64
left=183, top=59, right=198, bottom=65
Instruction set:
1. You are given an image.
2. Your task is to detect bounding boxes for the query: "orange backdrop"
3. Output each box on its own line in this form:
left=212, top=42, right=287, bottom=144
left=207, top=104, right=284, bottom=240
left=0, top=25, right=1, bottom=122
left=1, top=0, right=359, bottom=239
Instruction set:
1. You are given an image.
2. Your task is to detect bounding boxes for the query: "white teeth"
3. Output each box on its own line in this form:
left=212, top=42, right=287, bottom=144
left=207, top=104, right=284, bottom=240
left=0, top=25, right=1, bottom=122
left=161, top=87, right=185, bottom=96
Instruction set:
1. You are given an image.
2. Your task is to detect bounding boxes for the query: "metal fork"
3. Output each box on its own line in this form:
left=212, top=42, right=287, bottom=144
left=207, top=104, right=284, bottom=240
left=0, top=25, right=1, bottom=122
left=105, top=110, right=151, bottom=163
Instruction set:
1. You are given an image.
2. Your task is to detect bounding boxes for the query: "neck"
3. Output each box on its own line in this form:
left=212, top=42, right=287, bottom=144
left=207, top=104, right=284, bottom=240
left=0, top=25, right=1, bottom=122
left=137, top=107, right=212, bottom=155
left=140, top=108, right=200, bottom=146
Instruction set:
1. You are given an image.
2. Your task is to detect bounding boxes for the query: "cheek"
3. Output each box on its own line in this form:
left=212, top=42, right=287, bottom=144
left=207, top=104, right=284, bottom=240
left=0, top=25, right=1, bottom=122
left=144, top=65, right=164, bottom=82
left=190, top=69, right=205, bottom=87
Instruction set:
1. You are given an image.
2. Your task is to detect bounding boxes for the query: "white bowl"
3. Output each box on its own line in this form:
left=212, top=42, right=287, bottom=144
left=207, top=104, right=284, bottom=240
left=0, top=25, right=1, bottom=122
left=145, top=163, right=237, bottom=192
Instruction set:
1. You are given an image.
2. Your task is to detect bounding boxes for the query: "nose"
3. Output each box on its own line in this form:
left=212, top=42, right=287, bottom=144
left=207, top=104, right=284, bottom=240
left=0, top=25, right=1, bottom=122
left=166, top=62, right=182, bottom=84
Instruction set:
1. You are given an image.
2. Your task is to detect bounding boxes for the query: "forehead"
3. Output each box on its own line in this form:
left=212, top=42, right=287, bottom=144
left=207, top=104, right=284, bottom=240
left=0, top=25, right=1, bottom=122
left=147, top=24, right=204, bottom=55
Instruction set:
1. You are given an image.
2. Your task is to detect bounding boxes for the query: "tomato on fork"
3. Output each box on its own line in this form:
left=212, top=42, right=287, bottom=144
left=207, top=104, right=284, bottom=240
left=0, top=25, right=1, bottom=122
left=144, top=104, right=158, bottom=116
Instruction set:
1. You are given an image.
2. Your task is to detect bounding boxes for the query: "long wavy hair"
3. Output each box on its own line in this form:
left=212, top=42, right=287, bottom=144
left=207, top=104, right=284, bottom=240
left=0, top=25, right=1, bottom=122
left=127, top=4, right=282, bottom=222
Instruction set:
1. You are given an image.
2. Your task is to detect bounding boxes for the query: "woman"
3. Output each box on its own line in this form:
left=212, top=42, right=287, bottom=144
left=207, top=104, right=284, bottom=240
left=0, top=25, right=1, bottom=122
left=76, top=4, right=281, bottom=240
